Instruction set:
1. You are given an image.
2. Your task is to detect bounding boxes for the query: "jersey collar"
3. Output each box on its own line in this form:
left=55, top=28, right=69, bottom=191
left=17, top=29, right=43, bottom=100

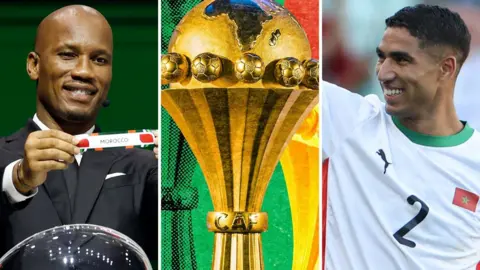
left=392, top=116, right=474, bottom=147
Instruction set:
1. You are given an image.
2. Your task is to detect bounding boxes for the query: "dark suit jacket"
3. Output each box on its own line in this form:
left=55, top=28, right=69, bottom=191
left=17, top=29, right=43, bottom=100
left=0, top=119, right=158, bottom=262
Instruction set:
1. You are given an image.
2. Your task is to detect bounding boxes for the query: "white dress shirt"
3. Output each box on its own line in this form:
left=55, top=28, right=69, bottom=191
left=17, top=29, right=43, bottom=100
left=2, top=114, right=94, bottom=203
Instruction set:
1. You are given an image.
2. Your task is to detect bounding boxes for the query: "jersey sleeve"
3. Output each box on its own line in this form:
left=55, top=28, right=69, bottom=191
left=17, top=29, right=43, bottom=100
left=322, top=81, right=379, bottom=160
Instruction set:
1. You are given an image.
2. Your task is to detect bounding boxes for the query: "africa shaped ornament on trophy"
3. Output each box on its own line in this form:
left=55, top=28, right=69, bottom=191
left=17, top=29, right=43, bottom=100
left=161, top=0, right=319, bottom=269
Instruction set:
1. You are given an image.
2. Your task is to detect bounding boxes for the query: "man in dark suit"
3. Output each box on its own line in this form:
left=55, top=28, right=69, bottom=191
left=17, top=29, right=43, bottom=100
left=0, top=4, right=158, bottom=264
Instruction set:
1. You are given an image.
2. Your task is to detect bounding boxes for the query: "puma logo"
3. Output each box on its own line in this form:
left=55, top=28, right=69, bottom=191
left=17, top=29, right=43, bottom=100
left=376, top=149, right=391, bottom=174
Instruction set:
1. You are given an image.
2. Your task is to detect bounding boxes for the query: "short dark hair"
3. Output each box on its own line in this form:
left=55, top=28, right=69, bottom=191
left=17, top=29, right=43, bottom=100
left=385, top=4, right=471, bottom=67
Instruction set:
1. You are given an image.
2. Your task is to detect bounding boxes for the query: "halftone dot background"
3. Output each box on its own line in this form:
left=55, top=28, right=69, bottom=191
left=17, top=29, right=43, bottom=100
left=161, top=0, right=319, bottom=269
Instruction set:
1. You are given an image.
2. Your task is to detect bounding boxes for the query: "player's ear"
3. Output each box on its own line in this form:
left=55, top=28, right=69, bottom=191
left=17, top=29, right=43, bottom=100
left=439, top=56, right=456, bottom=80
left=26, top=52, right=40, bottom=80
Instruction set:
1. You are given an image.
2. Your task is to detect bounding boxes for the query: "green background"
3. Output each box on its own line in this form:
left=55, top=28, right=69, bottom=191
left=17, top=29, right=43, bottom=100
left=161, top=0, right=293, bottom=269
left=0, top=1, right=158, bottom=136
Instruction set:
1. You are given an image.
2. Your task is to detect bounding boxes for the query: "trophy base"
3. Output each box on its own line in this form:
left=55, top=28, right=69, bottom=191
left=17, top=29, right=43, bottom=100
left=211, top=233, right=264, bottom=270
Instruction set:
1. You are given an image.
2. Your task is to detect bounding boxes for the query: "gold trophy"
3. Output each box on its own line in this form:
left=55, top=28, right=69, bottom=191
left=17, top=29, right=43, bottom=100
left=161, top=0, right=319, bottom=269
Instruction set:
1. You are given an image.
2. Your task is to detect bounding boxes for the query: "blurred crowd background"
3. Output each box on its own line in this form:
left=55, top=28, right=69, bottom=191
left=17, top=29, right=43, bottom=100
left=323, top=0, right=480, bottom=129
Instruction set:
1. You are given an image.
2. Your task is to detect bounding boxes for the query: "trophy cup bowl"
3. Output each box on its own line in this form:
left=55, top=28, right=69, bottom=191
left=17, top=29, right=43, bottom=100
left=161, top=0, right=319, bottom=269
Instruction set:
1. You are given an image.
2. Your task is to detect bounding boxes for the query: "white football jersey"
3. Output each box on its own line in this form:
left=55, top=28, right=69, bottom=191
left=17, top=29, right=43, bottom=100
left=322, top=81, right=480, bottom=270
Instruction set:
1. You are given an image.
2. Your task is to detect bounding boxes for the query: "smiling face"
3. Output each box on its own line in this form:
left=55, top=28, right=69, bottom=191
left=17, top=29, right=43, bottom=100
left=28, top=7, right=113, bottom=124
left=376, top=27, right=444, bottom=118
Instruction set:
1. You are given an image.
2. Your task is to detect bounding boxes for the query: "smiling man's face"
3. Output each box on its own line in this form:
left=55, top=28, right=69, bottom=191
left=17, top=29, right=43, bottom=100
left=29, top=7, right=113, bottom=123
left=376, top=27, right=442, bottom=118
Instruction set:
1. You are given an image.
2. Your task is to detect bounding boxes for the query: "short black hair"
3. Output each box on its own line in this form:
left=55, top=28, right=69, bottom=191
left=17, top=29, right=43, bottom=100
left=385, top=4, right=471, bottom=67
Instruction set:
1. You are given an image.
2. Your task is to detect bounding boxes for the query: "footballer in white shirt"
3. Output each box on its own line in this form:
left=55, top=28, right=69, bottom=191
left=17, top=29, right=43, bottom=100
left=322, top=4, right=480, bottom=270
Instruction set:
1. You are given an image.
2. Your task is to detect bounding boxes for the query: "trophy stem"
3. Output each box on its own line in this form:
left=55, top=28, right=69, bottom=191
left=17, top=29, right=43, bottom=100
left=162, top=87, right=319, bottom=269
left=211, top=233, right=263, bottom=270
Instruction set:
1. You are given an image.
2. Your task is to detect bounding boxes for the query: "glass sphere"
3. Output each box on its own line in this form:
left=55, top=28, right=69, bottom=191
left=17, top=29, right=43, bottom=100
left=0, top=224, right=152, bottom=270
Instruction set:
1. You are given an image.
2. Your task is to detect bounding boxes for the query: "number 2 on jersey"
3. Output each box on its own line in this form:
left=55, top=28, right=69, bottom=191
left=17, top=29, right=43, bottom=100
left=393, top=195, right=429, bottom=248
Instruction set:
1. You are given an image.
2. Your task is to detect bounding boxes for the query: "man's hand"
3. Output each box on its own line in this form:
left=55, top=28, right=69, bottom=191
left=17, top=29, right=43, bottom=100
left=153, top=130, right=158, bottom=160
left=13, top=130, right=80, bottom=194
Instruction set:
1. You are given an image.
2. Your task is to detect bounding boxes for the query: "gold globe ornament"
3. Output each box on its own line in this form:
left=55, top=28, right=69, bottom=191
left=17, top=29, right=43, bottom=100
left=167, top=0, right=312, bottom=89
left=191, top=53, right=223, bottom=83
left=274, top=57, right=306, bottom=87
left=302, top=59, right=319, bottom=89
left=161, top=53, right=189, bottom=85
left=235, top=53, right=265, bottom=83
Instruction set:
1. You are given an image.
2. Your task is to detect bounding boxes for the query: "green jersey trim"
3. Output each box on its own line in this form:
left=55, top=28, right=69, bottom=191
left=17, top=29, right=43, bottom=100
left=392, top=116, right=474, bottom=147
